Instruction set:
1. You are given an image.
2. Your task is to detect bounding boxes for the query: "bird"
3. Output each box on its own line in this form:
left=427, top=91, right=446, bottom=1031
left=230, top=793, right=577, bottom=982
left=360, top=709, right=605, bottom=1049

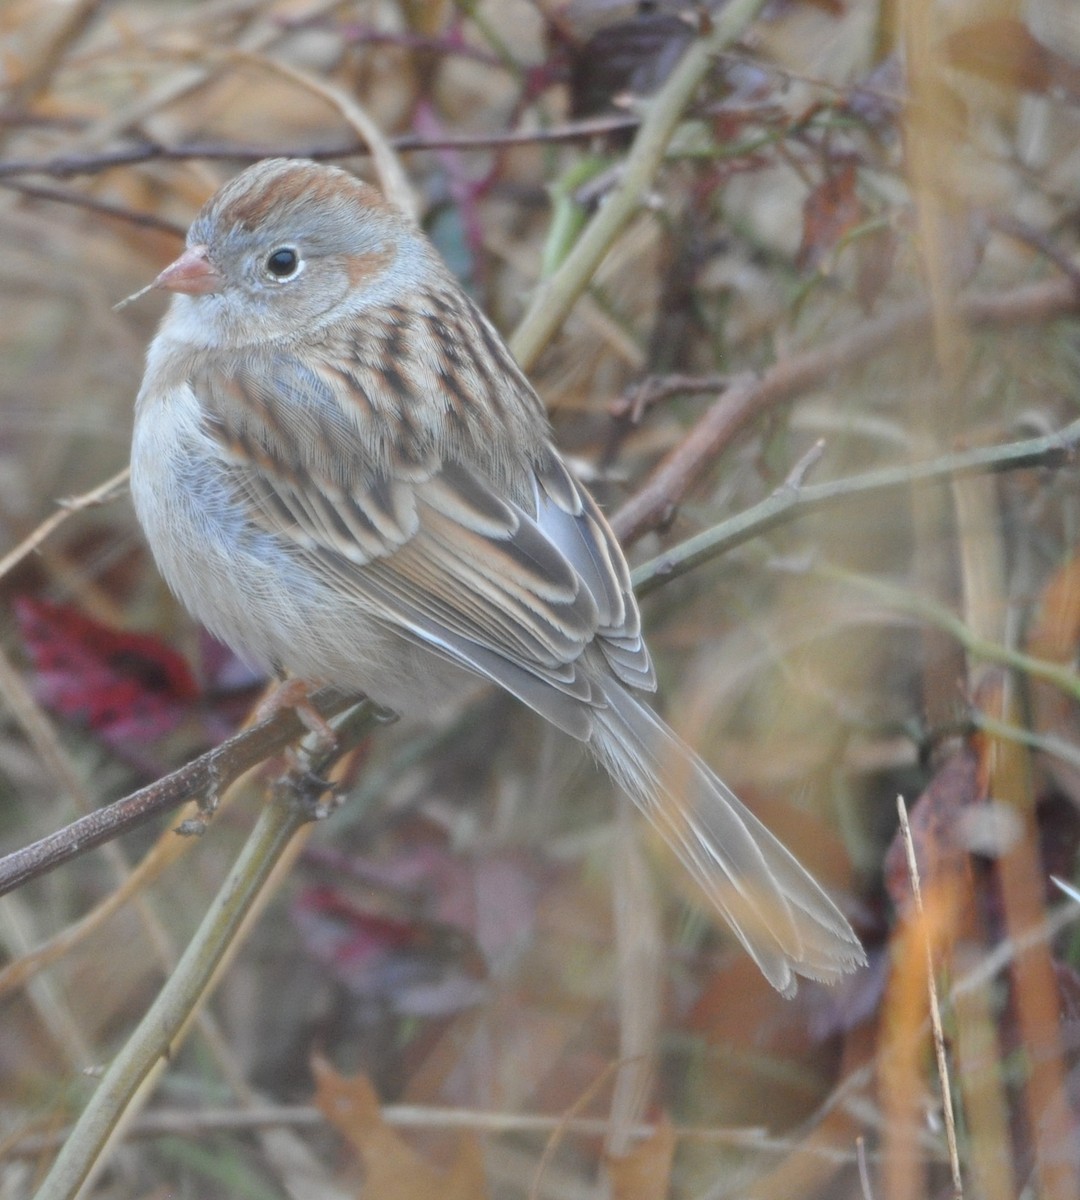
left=130, top=157, right=865, bottom=996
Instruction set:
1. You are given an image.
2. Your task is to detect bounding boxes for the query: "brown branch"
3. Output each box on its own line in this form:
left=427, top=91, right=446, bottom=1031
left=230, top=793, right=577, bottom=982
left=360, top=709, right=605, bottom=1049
left=612, top=271, right=1080, bottom=544
left=4, top=0, right=108, bottom=112
left=0, top=178, right=186, bottom=235
left=0, top=687, right=365, bottom=897
left=991, top=214, right=1080, bottom=296
left=0, top=116, right=641, bottom=181
left=0, top=467, right=129, bottom=584
left=630, top=417, right=1080, bottom=594
left=609, top=373, right=732, bottom=422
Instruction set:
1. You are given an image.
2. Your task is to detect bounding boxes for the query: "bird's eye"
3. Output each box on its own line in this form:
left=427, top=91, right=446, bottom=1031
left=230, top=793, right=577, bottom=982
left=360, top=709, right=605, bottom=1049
left=264, top=247, right=301, bottom=280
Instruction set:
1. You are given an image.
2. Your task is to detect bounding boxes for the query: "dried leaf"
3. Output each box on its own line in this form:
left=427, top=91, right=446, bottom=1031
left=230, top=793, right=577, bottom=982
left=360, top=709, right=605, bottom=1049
left=944, top=18, right=1080, bottom=102
left=605, top=1116, right=675, bottom=1200
left=568, top=11, right=695, bottom=117
left=1027, top=555, right=1080, bottom=664
left=883, top=746, right=984, bottom=914
left=313, top=1058, right=488, bottom=1200
left=796, top=160, right=862, bottom=273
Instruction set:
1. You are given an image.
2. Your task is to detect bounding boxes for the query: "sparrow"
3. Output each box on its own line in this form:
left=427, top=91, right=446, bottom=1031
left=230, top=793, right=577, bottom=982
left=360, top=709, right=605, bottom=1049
left=131, top=158, right=864, bottom=995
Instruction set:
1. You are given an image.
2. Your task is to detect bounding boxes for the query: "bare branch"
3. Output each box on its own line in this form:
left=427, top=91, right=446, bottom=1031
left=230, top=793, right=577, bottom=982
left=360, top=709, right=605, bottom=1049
left=0, top=116, right=642, bottom=182
left=0, top=688, right=366, bottom=897
left=614, top=271, right=1080, bottom=544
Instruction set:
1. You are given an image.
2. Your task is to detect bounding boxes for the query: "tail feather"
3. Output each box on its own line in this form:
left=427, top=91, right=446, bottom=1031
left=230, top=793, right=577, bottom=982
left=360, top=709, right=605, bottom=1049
left=589, top=680, right=865, bottom=997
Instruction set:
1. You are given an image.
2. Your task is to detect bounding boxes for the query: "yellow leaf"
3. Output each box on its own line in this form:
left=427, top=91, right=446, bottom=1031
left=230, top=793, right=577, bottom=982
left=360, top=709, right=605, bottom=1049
left=312, top=1057, right=488, bottom=1200
left=605, top=1116, right=676, bottom=1200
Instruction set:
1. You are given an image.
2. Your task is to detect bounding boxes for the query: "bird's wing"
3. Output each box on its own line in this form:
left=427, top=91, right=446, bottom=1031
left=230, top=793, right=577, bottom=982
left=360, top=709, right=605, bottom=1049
left=194, top=351, right=653, bottom=735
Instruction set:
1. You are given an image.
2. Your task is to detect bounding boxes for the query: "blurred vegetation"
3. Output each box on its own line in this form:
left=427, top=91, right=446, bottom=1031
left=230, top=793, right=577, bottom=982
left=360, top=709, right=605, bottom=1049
left=2, top=0, right=1080, bottom=1197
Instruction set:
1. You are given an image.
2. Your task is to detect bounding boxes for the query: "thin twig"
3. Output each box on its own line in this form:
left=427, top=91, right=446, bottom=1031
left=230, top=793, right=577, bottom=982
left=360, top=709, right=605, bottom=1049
left=528, top=1061, right=623, bottom=1200
left=0, top=467, right=129, bottom=583
left=897, top=796, right=963, bottom=1199
left=856, top=1135, right=876, bottom=1200
left=991, top=214, right=1080, bottom=297
left=0, top=688, right=364, bottom=897
left=813, top=565, right=1080, bottom=703
left=65, top=1, right=343, bottom=154
left=5, top=1100, right=863, bottom=1156
left=971, top=711, right=1080, bottom=774
left=820, top=891, right=1080, bottom=1170
left=951, top=898, right=1080, bottom=1003
left=631, top=416, right=1080, bottom=594
left=8, top=417, right=1076, bottom=897
left=611, top=372, right=732, bottom=421
left=0, top=117, right=642, bottom=181
left=228, top=50, right=415, bottom=218
left=0, top=636, right=203, bottom=1025
left=613, top=271, right=1080, bottom=544
left=0, top=178, right=186, bottom=235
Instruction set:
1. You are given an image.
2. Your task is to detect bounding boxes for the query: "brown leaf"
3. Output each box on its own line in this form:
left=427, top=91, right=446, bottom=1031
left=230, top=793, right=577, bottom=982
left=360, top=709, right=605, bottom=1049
left=312, top=1057, right=488, bottom=1200
left=1027, top=554, right=1080, bottom=664
left=1026, top=554, right=1080, bottom=805
left=943, top=18, right=1080, bottom=101
left=605, top=1116, right=676, bottom=1200
left=568, top=12, right=696, bottom=118
left=796, top=160, right=862, bottom=273
left=883, top=745, right=983, bottom=914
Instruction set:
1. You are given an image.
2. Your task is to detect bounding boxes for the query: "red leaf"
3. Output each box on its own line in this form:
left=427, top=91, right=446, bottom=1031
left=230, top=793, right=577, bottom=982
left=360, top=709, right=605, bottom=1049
left=15, top=596, right=198, bottom=748
left=291, top=885, right=487, bottom=1016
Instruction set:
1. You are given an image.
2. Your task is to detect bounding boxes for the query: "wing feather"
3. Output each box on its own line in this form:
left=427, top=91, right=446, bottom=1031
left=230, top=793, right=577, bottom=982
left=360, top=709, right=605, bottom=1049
left=200, top=350, right=650, bottom=728
left=535, top=455, right=655, bottom=690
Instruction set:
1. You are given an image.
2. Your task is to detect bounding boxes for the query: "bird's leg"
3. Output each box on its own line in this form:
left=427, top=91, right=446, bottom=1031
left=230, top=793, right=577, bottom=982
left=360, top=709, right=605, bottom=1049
left=254, top=677, right=338, bottom=751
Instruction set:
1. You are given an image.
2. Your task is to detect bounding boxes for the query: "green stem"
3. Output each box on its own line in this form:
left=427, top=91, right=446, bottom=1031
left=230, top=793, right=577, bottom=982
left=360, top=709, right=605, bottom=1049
left=815, top=565, right=1080, bottom=702
left=972, top=712, right=1080, bottom=774
left=508, top=0, right=769, bottom=371
left=36, top=703, right=382, bottom=1199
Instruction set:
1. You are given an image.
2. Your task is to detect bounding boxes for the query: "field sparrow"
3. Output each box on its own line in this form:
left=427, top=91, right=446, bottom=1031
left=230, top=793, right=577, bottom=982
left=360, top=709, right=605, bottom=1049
left=131, top=158, right=864, bottom=995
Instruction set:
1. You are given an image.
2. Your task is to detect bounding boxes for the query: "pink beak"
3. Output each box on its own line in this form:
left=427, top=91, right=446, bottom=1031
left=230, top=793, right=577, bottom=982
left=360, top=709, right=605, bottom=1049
left=154, top=245, right=222, bottom=295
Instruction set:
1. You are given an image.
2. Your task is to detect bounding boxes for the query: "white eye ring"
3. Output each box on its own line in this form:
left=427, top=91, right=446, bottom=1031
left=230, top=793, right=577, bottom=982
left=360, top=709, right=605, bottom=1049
left=264, top=246, right=303, bottom=281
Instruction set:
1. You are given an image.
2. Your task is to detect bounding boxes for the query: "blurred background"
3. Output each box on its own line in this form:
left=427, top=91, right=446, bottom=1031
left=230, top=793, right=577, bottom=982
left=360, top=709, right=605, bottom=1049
left=2, top=0, right=1080, bottom=1196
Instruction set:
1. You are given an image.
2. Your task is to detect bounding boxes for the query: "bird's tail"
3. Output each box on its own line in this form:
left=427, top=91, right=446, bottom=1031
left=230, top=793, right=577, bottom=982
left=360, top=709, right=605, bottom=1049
left=589, top=680, right=865, bottom=997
